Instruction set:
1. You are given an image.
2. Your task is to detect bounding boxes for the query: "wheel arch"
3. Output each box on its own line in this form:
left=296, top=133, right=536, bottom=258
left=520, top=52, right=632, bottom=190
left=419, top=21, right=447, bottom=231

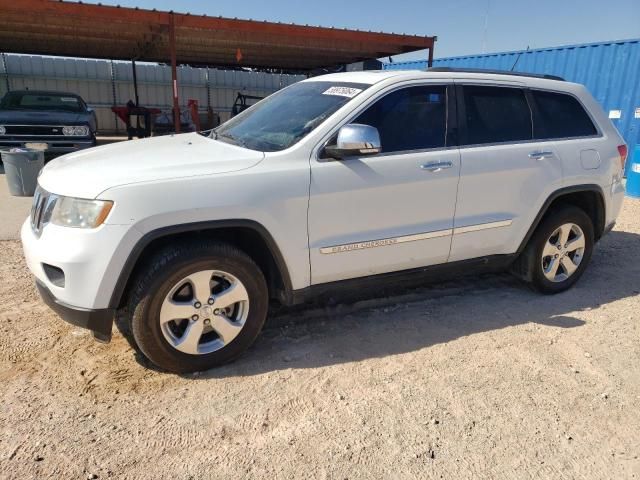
left=517, top=184, right=606, bottom=254
left=109, top=220, right=294, bottom=310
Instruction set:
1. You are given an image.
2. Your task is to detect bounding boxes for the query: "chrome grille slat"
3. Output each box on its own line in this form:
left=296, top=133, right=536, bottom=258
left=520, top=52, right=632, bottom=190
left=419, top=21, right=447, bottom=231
left=30, top=187, right=50, bottom=235
left=3, top=125, right=67, bottom=136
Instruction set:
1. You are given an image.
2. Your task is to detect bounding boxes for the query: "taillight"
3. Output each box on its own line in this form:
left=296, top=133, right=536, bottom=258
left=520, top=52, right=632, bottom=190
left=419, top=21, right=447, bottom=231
left=617, top=144, right=628, bottom=170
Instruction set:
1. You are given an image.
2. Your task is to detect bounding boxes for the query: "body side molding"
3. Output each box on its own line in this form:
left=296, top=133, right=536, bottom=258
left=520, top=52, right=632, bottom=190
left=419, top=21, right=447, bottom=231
left=319, top=219, right=514, bottom=255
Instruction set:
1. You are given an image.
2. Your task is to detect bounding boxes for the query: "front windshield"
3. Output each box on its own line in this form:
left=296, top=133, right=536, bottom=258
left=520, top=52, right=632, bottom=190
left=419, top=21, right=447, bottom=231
left=212, top=81, right=369, bottom=152
left=0, top=92, right=85, bottom=113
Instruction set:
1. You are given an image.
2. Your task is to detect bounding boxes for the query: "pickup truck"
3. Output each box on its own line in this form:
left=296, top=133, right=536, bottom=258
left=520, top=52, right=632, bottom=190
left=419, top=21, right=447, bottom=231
left=0, top=90, right=97, bottom=158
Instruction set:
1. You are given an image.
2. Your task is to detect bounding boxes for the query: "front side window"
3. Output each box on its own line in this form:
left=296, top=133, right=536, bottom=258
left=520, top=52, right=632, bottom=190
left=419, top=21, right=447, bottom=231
left=462, top=85, right=532, bottom=145
left=212, top=81, right=369, bottom=152
left=532, top=90, right=597, bottom=139
left=353, top=85, right=447, bottom=153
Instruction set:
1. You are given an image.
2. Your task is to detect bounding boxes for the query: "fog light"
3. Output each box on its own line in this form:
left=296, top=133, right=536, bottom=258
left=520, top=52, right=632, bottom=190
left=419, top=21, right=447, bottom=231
left=42, top=263, right=65, bottom=288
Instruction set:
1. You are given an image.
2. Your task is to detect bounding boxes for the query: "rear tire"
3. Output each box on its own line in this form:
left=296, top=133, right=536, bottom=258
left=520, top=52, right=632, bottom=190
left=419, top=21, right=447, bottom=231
left=128, top=241, right=268, bottom=373
left=515, top=205, right=594, bottom=294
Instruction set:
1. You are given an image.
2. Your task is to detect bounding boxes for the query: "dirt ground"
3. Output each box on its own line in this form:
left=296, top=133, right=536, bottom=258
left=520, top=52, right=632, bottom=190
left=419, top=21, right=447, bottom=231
left=1, top=201, right=639, bottom=480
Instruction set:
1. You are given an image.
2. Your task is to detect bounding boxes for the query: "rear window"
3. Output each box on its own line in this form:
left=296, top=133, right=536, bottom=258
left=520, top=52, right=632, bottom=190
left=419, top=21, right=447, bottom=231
left=0, top=92, right=84, bottom=113
left=532, top=90, right=597, bottom=139
left=462, top=86, right=532, bottom=145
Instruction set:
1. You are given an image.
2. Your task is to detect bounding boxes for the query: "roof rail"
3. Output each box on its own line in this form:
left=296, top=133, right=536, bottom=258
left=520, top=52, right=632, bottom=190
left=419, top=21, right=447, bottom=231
left=428, top=67, right=565, bottom=82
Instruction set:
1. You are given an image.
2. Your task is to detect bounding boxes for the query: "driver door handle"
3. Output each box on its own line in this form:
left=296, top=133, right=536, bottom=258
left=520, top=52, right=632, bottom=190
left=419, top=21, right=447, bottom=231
left=528, top=150, right=555, bottom=161
left=420, top=161, right=453, bottom=172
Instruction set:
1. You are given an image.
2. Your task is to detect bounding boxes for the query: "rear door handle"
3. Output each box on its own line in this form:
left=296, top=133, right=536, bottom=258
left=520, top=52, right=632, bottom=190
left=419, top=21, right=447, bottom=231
left=528, top=151, right=555, bottom=160
left=420, top=161, right=453, bottom=172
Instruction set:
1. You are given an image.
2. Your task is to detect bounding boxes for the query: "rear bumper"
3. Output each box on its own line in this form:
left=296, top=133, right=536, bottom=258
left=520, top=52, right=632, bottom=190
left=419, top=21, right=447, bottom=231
left=36, top=279, right=114, bottom=342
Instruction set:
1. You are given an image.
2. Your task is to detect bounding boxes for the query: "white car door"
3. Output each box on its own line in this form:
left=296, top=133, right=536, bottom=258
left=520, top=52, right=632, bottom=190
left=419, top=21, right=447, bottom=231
left=449, top=82, right=564, bottom=262
left=308, top=83, right=461, bottom=285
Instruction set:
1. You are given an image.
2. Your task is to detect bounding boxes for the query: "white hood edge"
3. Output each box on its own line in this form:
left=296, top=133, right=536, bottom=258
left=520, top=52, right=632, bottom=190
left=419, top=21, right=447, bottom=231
left=38, top=132, right=265, bottom=199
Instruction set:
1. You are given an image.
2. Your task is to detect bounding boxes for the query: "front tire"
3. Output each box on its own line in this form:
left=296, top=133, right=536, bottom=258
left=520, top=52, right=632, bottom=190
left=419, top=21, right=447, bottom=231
left=128, top=241, right=268, bottom=373
left=517, top=205, right=594, bottom=294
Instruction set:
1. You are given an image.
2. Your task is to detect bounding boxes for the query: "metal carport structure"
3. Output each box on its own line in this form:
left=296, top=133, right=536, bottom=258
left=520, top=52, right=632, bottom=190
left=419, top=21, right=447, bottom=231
left=0, top=0, right=436, bottom=131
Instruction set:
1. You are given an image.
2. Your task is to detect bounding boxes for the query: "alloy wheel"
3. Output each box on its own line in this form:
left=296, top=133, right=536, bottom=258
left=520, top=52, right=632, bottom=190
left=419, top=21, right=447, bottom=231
left=541, top=223, right=586, bottom=283
left=159, top=270, right=250, bottom=355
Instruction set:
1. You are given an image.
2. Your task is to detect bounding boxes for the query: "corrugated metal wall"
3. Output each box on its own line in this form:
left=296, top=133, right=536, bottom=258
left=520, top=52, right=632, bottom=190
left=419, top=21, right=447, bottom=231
left=385, top=39, right=640, bottom=170
left=0, top=54, right=304, bottom=133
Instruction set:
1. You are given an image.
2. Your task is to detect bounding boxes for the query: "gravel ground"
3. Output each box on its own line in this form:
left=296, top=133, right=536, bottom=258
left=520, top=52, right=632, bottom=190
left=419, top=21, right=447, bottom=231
left=1, top=200, right=639, bottom=479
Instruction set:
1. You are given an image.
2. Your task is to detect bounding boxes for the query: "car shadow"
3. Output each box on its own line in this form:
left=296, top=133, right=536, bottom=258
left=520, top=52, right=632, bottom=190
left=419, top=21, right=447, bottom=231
left=114, top=230, right=640, bottom=377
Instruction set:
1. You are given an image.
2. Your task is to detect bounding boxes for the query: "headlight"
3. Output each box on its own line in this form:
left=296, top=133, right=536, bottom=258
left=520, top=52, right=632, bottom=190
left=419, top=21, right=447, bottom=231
left=0, top=125, right=6, bottom=135
left=50, top=196, right=113, bottom=228
left=62, top=126, right=90, bottom=136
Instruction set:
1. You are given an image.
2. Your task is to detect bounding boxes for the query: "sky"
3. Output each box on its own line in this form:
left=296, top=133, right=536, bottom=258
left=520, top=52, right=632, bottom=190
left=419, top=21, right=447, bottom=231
left=84, top=0, right=640, bottom=61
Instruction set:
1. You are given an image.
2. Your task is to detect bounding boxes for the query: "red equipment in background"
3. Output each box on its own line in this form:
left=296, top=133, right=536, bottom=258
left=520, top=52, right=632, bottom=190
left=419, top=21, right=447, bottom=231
left=112, top=102, right=161, bottom=140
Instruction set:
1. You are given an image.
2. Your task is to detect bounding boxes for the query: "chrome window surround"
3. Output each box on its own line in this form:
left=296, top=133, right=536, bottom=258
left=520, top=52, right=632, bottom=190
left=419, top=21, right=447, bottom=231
left=313, top=80, right=605, bottom=161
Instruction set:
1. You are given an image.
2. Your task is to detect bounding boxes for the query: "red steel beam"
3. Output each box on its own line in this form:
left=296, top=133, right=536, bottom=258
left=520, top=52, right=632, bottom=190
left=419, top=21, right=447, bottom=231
left=4, top=0, right=432, bottom=47
left=0, top=0, right=435, bottom=69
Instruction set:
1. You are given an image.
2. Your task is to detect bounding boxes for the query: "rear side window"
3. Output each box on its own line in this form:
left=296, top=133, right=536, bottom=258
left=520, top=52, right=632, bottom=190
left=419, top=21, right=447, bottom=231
left=532, top=90, right=597, bottom=139
left=353, top=85, right=447, bottom=153
left=461, top=86, right=532, bottom=145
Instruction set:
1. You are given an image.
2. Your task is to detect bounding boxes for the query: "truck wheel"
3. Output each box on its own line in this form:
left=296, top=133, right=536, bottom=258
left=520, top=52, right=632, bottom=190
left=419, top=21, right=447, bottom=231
left=516, top=205, right=594, bottom=294
left=128, top=241, right=268, bottom=373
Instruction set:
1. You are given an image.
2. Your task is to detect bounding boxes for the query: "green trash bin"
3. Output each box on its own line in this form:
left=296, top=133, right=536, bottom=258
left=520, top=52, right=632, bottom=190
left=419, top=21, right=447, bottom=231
left=1, top=148, right=45, bottom=197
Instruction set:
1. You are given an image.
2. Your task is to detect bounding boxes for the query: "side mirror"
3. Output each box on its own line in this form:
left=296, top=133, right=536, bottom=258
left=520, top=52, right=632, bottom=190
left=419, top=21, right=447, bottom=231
left=324, top=124, right=381, bottom=159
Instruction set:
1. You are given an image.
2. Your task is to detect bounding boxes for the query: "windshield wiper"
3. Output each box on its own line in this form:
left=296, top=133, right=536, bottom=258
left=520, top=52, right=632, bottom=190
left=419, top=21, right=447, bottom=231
left=215, top=132, right=246, bottom=147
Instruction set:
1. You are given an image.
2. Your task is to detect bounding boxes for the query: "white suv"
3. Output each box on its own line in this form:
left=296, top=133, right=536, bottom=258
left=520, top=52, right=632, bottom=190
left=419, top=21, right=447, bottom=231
left=22, top=69, right=627, bottom=372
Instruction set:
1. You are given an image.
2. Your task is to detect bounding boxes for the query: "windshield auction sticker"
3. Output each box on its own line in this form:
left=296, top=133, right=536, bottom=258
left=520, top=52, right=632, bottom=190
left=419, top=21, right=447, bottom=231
left=322, top=86, right=363, bottom=98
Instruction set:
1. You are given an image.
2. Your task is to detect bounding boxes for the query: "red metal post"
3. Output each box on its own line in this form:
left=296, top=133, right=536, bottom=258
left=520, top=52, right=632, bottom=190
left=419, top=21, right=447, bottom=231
left=169, top=13, right=180, bottom=133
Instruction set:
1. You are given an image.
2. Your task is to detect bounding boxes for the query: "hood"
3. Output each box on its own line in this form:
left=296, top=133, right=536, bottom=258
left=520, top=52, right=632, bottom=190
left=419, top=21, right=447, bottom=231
left=0, top=109, right=91, bottom=124
left=38, top=132, right=265, bottom=198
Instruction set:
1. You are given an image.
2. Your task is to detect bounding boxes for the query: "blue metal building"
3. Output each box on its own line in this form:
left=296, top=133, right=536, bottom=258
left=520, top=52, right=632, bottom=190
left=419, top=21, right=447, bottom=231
left=385, top=39, right=640, bottom=173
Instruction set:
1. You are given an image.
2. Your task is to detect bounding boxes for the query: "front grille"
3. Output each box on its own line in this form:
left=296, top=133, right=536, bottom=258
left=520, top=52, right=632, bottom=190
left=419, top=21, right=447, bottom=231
left=4, top=125, right=66, bottom=136
left=30, top=187, right=56, bottom=235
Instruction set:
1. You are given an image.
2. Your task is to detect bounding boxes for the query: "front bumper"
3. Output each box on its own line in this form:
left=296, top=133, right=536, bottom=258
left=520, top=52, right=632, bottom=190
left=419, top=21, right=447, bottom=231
left=36, top=280, right=114, bottom=342
left=21, top=216, right=142, bottom=307
left=22, top=216, right=143, bottom=342
left=0, top=138, right=95, bottom=155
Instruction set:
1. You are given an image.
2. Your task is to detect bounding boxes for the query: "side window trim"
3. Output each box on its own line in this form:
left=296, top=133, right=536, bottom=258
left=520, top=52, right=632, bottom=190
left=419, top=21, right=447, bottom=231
left=446, top=84, right=459, bottom=148
left=316, top=82, right=457, bottom=161
left=454, top=84, right=467, bottom=147
left=523, top=88, right=536, bottom=140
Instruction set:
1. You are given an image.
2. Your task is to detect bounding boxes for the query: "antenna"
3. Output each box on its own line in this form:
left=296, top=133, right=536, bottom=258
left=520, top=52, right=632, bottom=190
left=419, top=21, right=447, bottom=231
left=510, top=45, right=530, bottom=71
left=481, top=0, right=491, bottom=54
